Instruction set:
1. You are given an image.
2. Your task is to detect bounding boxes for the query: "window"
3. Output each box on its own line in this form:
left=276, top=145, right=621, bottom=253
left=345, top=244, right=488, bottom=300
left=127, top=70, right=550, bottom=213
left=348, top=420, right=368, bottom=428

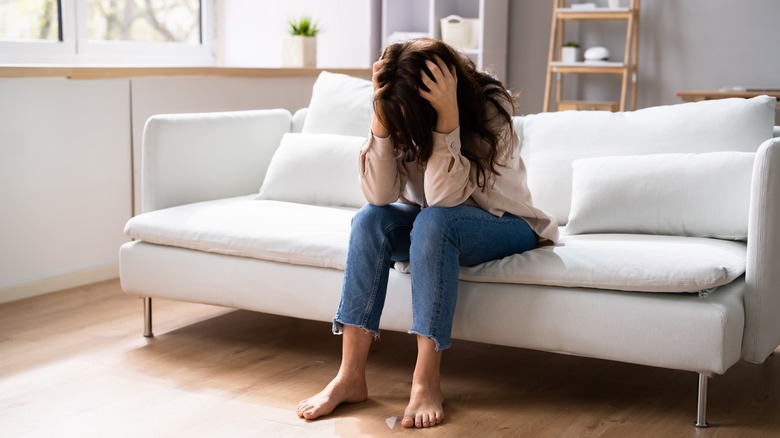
left=0, top=0, right=214, bottom=65
left=0, top=0, right=60, bottom=41
left=85, top=0, right=200, bottom=44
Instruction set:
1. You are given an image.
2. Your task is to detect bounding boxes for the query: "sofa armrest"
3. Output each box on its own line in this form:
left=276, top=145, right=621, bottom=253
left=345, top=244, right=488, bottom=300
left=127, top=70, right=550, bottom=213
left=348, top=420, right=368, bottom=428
left=140, top=109, right=292, bottom=213
left=743, top=136, right=780, bottom=363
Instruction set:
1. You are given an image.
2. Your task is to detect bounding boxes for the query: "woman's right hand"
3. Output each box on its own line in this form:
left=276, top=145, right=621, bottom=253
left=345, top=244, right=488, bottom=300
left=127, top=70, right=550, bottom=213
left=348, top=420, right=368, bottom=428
left=370, top=58, right=391, bottom=138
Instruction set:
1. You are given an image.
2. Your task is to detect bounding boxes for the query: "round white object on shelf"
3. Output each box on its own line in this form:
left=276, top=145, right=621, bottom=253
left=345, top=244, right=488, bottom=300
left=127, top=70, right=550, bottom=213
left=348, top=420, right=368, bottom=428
left=584, top=46, right=610, bottom=61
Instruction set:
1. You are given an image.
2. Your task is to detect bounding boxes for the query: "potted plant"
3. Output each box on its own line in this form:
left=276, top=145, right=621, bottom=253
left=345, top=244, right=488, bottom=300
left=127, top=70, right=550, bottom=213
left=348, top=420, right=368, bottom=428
left=561, top=41, right=579, bottom=64
left=282, top=16, right=320, bottom=68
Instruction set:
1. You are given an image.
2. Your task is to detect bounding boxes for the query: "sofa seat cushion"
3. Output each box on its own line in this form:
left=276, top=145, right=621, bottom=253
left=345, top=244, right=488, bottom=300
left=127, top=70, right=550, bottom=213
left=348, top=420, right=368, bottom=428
left=125, top=196, right=356, bottom=270
left=126, top=198, right=747, bottom=293
left=459, top=233, right=746, bottom=293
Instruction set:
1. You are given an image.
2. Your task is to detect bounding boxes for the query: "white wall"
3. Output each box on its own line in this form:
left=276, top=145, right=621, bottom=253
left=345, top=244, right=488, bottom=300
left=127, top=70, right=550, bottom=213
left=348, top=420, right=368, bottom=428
left=506, top=0, right=780, bottom=116
left=0, top=74, right=343, bottom=304
left=0, top=78, right=132, bottom=302
left=218, top=0, right=381, bottom=68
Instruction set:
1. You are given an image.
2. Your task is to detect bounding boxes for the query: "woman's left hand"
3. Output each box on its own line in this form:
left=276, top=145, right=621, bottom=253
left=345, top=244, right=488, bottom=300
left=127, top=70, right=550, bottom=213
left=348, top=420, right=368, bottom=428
left=419, top=56, right=459, bottom=134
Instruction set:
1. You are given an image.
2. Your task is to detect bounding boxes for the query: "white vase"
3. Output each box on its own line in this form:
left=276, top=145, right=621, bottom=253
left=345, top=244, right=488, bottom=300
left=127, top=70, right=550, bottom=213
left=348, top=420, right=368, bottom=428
left=282, top=36, right=317, bottom=67
left=561, top=47, right=579, bottom=64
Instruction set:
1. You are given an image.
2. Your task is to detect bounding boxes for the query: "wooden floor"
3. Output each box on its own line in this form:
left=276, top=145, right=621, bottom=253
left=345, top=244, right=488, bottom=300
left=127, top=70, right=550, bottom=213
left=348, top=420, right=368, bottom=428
left=1, top=280, right=778, bottom=437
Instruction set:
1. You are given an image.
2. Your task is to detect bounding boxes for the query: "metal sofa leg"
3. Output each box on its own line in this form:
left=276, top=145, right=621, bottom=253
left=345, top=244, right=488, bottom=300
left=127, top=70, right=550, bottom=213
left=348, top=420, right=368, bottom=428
left=143, top=297, right=154, bottom=338
left=695, top=373, right=709, bottom=428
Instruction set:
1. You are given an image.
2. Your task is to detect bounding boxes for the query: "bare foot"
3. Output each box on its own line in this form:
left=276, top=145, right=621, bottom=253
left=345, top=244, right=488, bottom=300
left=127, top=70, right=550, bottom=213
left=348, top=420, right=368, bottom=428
left=296, top=374, right=368, bottom=420
left=401, top=380, right=445, bottom=428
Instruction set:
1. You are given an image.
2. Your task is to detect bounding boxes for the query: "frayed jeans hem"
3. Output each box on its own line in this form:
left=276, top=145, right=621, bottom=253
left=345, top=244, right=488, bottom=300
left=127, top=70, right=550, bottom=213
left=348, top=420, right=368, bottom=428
left=408, top=329, right=450, bottom=351
left=332, top=319, right=381, bottom=341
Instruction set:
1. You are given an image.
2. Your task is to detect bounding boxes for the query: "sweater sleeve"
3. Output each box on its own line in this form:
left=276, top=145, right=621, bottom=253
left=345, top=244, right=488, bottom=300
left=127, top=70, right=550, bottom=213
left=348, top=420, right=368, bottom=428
left=358, top=135, right=407, bottom=206
left=423, top=126, right=478, bottom=207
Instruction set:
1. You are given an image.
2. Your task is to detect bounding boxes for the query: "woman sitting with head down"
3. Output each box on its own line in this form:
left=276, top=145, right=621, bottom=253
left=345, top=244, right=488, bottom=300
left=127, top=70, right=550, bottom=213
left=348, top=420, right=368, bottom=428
left=297, top=38, right=558, bottom=428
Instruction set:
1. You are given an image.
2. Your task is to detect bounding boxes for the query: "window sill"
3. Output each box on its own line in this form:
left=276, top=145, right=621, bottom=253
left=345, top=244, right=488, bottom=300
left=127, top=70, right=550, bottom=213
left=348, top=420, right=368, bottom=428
left=0, top=66, right=371, bottom=80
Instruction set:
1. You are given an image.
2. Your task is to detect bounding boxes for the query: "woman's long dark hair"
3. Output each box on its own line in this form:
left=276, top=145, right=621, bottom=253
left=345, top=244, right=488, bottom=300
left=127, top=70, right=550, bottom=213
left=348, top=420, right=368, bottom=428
left=373, top=38, right=516, bottom=188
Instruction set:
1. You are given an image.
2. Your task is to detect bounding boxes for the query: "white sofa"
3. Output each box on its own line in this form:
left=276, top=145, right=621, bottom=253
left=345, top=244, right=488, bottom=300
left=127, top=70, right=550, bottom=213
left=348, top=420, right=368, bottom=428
left=119, top=72, right=780, bottom=427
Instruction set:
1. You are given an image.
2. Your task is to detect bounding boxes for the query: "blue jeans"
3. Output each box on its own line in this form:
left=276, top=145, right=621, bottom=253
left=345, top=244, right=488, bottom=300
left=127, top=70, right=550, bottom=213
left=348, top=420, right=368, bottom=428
left=333, top=203, right=539, bottom=350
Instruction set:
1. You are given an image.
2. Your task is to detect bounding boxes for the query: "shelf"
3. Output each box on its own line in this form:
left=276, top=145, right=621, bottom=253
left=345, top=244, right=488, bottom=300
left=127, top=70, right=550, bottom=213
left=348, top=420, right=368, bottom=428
left=550, top=61, right=626, bottom=74
left=676, top=90, right=780, bottom=100
left=0, top=66, right=372, bottom=80
left=458, top=48, right=480, bottom=56
left=556, top=7, right=631, bottom=20
left=558, top=100, right=619, bottom=111
left=543, top=0, right=640, bottom=112
left=381, top=0, right=508, bottom=81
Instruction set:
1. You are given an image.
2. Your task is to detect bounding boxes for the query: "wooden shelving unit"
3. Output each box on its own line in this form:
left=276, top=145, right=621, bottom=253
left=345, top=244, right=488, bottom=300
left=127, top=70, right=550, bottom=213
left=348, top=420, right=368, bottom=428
left=543, top=0, right=640, bottom=112
left=382, top=0, right=509, bottom=81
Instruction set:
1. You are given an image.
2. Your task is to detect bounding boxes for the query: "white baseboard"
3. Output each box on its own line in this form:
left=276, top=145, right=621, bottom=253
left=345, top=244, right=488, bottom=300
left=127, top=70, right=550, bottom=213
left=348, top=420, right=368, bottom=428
left=0, top=264, right=119, bottom=305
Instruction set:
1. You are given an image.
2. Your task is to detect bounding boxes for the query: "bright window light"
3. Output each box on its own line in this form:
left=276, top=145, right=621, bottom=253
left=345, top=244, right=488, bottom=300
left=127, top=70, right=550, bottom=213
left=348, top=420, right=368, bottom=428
left=85, top=0, right=200, bottom=44
left=0, top=0, right=61, bottom=42
left=0, top=0, right=213, bottom=65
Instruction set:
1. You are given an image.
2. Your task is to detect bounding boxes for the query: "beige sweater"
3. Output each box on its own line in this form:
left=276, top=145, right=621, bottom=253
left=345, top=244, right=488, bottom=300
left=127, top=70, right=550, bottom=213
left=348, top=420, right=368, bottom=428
left=358, top=110, right=559, bottom=243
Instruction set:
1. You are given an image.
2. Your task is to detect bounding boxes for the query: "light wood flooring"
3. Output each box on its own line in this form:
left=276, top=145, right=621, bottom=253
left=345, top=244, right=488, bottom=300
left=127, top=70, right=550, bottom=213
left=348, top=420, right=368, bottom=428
left=1, top=279, right=778, bottom=437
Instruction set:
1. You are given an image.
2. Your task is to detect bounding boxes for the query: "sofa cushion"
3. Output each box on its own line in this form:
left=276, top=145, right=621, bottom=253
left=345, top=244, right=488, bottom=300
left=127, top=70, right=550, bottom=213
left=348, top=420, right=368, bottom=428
left=124, top=196, right=356, bottom=270
left=257, top=133, right=367, bottom=208
left=301, top=71, right=373, bottom=137
left=456, top=233, right=746, bottom=293
left=126, top=198, right=746, bottom=293
left=522, top=96, right=776, bottom=225
left=566, top=152, right=754, bottom=239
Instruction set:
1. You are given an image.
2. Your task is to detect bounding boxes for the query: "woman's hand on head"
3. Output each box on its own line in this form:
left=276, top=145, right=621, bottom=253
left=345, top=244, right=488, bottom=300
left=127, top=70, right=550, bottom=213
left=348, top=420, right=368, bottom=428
left=419, top=56, right=459, bottom=134
left=372, top=58, right=385, bottom=93
left=371, top=58, right=391, bottom=138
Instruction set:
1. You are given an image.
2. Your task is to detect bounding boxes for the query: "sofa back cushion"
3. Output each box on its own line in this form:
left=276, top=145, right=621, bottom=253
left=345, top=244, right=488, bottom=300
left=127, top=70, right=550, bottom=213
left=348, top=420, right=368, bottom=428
left=520, top=96, right=776, bottom=225
left=301, top=71, right=373, bottom=137
left=566, top=152, right=755, bottom=239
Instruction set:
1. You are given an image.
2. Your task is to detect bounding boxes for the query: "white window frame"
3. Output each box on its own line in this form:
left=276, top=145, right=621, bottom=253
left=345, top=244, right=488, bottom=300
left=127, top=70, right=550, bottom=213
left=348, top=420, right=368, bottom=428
left=0, top=0, right=214, bottom=66
left=0, top=0, right=77, bottom=64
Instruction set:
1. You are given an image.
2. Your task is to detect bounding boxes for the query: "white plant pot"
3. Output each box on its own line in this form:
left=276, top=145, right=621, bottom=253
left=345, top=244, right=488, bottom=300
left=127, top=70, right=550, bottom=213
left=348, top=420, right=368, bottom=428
left=282, top=36, right=317, bottom=67
left=561, top=47, right=579, bottom=64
